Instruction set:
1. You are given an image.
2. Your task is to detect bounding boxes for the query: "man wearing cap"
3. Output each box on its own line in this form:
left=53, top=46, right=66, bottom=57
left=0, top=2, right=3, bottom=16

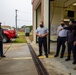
left=36, top=21, right=49, bottom=58
left=0, top=22, right=6, bottom=57
left=54, top=20, right=68, bottom=58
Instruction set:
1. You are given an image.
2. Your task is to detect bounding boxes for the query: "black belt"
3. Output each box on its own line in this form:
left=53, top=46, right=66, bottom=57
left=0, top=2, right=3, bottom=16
left=39, top=37, right=46, bottom=38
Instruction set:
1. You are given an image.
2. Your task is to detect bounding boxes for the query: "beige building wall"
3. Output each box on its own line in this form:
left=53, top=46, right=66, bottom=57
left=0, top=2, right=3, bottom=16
left=36, top=4, right=41, bottom=27
left=44, top=0, right=49, bottom=28
left=32, top=0, right=42, bottom=43
left=32, top=0, right=76, bottom=42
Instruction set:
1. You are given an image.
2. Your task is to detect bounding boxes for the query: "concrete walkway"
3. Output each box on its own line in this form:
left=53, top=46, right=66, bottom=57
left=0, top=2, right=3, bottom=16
left=1, top=37, right=76, bottom=75
left=0, top=43, right=37, bottom=75
left=31, top=42, right=76, bottom=75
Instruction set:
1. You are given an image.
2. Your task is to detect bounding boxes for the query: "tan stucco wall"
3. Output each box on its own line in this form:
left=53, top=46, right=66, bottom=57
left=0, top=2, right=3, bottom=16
left=36, top=4, right=41, bottom=27
left=44, top=0, right=49, bottom=28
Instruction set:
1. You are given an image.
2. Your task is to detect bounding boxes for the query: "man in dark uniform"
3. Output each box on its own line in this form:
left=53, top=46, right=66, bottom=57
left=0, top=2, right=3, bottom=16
left=73, top=37, right=76, bottom=64
left=0, top=22, right=6, bottom=57
left=65, top=21, right=75, bottom=61
left=64, top=21, right=76, bottom=64
left=36, top=21, right=49, bottom=58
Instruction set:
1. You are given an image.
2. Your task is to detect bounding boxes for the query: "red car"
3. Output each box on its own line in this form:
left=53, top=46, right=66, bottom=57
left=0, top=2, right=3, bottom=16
left=3, top=28, right=17, bottom=43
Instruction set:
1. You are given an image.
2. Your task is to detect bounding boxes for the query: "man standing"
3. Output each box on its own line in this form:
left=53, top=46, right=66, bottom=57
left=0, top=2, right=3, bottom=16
left=0, top=22, right=6, bottom=57
left=72, top=33, right=76, bottom=64
left=36, top=21, right=49, bottom=58
left=65, top=21, right=75, bottom=61
left=54, top=20, right=68, bottom=58
left=73, top=40, right=76, bottom=70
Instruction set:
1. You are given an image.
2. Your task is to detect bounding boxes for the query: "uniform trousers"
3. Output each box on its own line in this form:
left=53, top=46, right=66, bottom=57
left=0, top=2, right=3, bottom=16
left=0, top=41, right=3, bottom=56
left=55, top=37, right=66, bottom=57
left=38, top=37, right=48, bottom=56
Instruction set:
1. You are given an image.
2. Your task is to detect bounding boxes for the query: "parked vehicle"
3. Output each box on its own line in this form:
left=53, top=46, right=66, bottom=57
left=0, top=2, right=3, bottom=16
left=2, top=28, right=17, bottom=43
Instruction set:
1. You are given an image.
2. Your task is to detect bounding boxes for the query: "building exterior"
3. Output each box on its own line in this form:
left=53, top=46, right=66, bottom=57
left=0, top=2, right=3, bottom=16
left=32, top=0, right=76, bottom=43
left=32, top=0, right=76, bottom=51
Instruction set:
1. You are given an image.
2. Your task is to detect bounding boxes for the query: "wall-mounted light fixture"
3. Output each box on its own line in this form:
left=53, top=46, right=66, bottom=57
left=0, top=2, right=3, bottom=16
left=72, top=3, right=76, bottom=6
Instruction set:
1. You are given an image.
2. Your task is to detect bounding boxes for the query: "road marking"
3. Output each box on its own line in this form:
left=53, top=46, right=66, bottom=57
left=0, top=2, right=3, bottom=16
left=1, top=54, right=73, bottom=60
left=38, top=54, right=73, bottom=59
left=3, top=57, right=32, bottom=60
left=39, top=55, right=54, bottom=58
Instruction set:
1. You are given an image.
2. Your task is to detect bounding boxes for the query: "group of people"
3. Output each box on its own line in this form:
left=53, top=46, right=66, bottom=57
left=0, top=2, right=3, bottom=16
left=54, top=20, right=76, bottom=65
left=36, top=20, right=76, bottom=66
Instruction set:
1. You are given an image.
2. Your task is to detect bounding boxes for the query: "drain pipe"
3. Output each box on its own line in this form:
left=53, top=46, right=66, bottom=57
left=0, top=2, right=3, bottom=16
left=48, top=0, right=51, bottom=54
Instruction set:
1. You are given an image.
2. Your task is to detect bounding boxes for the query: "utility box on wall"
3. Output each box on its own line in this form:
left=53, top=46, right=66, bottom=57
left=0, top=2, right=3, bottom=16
left=25, top=28, right=30, bottom=36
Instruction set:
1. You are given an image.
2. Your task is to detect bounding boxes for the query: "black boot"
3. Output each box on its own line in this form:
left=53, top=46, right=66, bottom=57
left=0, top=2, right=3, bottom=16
left=46, top=55, right=48, bottom=58
left=54, top=55, right=58, bottom=57
left=72, top=61, right=76, bottom=64
left=65, top=58, right=70, bottom=61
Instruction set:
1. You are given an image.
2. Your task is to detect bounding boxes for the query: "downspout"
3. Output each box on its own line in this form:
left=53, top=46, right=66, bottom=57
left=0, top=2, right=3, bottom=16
left=48, top=0, right=51, bottom=54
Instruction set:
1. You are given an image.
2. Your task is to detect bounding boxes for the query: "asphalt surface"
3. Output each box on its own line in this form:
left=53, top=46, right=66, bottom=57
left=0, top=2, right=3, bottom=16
left=0, top=43, right=38, bottom=75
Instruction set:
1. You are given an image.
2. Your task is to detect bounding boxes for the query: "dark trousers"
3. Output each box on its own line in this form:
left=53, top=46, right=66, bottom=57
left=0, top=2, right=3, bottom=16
left=55, top=37, right=66, bottom=57
left=67, top=42, right=73, bottom=59
left=72, top=46, right=76, bottom=62
left=67, top=42, right=76, bottom=62
left=0, top=41, right=3, bottom=56
left=38, top=37, right=48, bottom=56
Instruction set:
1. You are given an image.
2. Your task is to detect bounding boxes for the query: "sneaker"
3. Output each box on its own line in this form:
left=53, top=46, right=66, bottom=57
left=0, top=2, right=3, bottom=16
left=65, top=58, right=70, bottom=61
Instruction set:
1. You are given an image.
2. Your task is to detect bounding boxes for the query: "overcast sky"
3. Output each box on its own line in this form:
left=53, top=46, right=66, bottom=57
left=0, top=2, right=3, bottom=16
left=0, top=0, right=32, bottom=28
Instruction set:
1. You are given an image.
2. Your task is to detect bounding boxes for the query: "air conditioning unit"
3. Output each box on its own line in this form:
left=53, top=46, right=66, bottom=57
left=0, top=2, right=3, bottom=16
left=64, top=10, right=74, bottom=18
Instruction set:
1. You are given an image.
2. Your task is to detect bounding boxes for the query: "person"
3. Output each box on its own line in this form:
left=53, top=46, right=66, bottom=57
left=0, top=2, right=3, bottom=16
left=72, top=33, right=76, bottom=64
left=72, top=30, right=76, bottom=69
left=54, top=20, right=68, bottom=58
left=36, top=21, right=49, bottom=58
left=63, top=21, right=76, bottom=64
left=0, top=22, right=6, bottom=57
left=65, top=21, right=75, bottom=61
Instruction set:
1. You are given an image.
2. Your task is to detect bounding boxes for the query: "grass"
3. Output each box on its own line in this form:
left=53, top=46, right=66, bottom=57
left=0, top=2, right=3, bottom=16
left=13, top=31, right=33, bottom=43
left=13, top=31, right=26, bottom=43
left=28, top=32, right=33, bottom=42
left=17, top=32, right=25, bottom=35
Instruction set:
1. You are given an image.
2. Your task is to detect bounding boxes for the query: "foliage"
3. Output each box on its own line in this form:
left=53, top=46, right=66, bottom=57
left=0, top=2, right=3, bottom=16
left=13, top=32, right=26, bottom=43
